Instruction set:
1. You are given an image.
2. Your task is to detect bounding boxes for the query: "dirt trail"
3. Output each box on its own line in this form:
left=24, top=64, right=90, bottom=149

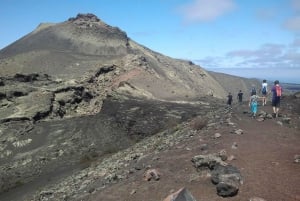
left=221, top=103, right=300, bottom=201
left=87, top=102, right=300, bottom=201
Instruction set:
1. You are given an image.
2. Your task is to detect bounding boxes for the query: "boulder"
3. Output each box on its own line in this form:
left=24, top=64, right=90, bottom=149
left=211, top=164, right=242, bottom=197
left=191, top=154, right=227, bottom=170
left=216, top=180, right=239, bottom=197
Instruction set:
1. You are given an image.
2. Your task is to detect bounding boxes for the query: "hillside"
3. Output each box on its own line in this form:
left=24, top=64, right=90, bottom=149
left=208, top=71, right=261, bottom=99
left=0, top=13, right=228, bottom=102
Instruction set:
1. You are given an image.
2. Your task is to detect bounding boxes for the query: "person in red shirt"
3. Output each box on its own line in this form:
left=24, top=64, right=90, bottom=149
left=271, top=80, right=282, bottom=118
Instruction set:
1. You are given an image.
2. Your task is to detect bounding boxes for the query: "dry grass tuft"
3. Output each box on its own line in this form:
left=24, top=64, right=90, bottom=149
left=189, top=117, right=208, bottom=130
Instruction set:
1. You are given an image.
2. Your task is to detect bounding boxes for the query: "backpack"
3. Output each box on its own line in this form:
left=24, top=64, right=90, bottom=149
left=276, top=85, right=282, bottom=97
left=262, top=86, right=266, bottom=94
left=251, top=95, right=258, bottom=103
left=251, top=87, right=256, bottom=96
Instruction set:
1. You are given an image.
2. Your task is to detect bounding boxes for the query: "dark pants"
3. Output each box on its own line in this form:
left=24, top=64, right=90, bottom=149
left=272, top=96, right=281, bottom=107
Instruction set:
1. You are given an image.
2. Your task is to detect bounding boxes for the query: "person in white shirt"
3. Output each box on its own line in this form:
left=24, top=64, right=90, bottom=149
left=261, top=79, right=268, bottom=106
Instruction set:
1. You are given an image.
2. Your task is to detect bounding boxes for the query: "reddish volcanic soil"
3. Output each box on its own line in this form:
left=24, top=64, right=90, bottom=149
left=85, top=101, right=300, bottom=201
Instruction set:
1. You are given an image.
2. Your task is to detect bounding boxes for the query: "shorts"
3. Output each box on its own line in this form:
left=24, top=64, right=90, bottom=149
left=272, top=96, right=281, bottom=107
left=262, top=91, right=267, bottom=96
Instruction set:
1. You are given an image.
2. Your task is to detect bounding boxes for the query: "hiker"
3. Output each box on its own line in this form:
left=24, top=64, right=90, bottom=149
left=237, top=90, right=243, bottom=104
left=227, top=92, right=233, bottom=108
left=271, top=80, right=282, bottom=118
left=261, top=79, right=268, bottom=106
left=250, top=85, right=256, bottom=96
left=248, top=90, right=262, bottom=118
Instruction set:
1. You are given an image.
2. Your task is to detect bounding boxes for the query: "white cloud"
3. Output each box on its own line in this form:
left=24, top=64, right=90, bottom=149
left=283, top=0, right=300, bottom=32
left=227, top=44, right=284, bottom=59
left=291, top=38, right=300, bottom=47
left=178, top=0, right=236, bottom=23
left=226, top=43, right=300, bottom=68
left=291, top=0, right=300, bottom=11
left=194, top=56, right=223, bottom=68
left=195, top=42, right=300, bottom=69
left=226, top=50, right=257, bottom=58
left=284, top=51, right=300, bottom=61
left=283, top=16, right=300, bottom=32
left=255, top=8, right=276, bottom=21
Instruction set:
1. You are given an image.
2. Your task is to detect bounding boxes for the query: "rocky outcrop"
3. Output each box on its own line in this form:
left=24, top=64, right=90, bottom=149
left=68, top=13, right=100, bottom=23
left=0, top=94, right=221, bottom=198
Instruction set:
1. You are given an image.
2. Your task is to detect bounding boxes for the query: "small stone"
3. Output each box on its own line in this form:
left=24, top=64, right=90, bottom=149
left=228, top=122, right=235, bottom=126
left=231, top=142, right=238, bottom=149
left=249, top=197, right=266, bottom=201
left=214, top=133, right=222, bottom=139
left=130, top=189, right=137, bottom=195
left=294, top=155, right=300, bottom=163
left=200, top=144, right=208, bottom=151
left=143, top=169, right=161, bottom=181
left=218, top=149, right=227, bottom=161
left=88, top=188, right=95, bottom=193
left=234, top=129, right=243, bottom=135
left=256, top=117, right=264, bottom=122
left=228, top=155, right=236, bottom=161
left=40, top=190, right=53, bottom=196
left=282, top=117, right=291, bottom=124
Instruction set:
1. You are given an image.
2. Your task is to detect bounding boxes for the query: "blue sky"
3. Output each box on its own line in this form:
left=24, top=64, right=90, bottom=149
left=1, top=0, right=300, bottom=83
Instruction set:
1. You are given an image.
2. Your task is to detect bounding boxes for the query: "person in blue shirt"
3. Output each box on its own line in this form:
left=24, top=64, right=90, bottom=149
left=248, top=91, right=262, bottom=118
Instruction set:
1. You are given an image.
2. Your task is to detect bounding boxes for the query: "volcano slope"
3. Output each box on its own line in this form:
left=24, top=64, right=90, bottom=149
left=0, top=94, right=222, bottom=200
